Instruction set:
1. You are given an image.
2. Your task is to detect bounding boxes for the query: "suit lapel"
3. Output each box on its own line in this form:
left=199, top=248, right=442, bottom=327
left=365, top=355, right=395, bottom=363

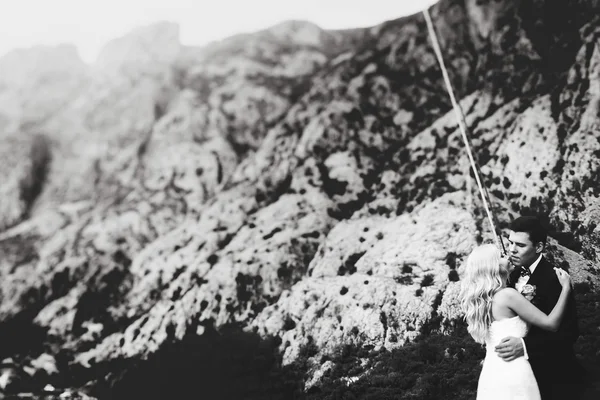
left=525, top=256, right=547, bottom=286
left=508, top=267, right=521, bottom=288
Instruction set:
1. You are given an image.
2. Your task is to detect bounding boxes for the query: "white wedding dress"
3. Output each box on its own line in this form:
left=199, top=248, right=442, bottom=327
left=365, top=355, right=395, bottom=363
left=477, top=316, right=541, bottom=400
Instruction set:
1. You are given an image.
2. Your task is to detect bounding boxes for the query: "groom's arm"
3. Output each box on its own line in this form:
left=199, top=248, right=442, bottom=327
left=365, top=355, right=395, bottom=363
left=522, top=275, right=579, bottom=358
left=496, top=270, right=579, bottom=361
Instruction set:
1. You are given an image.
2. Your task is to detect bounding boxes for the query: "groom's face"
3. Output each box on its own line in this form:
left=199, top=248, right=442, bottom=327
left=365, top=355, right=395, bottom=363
left=507, top=230, right=540, bottom=268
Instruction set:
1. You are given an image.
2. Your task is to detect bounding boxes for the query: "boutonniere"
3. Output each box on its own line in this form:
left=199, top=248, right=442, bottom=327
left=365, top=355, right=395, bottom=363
left=521, top=284, right=536, bottom=302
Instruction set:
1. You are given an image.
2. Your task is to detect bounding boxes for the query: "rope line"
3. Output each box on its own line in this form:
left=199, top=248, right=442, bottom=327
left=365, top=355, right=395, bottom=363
left=422, top=8, right=505, bottom=253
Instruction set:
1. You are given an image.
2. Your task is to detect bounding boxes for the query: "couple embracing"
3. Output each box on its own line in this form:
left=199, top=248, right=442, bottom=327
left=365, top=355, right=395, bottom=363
left=461, top=216, right=584, bottom=400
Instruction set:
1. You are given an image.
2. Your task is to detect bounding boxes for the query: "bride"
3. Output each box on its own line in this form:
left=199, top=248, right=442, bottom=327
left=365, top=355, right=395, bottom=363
left=460, top=244, right=572, bottom=400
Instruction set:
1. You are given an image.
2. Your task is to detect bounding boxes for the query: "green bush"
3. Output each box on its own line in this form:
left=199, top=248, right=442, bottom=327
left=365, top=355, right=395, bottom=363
left=80, top=291, right=599, bottom=400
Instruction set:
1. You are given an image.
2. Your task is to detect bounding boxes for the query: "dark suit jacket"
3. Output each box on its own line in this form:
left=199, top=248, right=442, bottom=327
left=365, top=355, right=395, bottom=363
left=508, top=256, right=582, bottom=398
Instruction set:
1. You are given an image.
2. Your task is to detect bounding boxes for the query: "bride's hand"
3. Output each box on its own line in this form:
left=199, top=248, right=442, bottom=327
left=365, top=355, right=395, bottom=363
left=554, top=268, right=571, bottom=289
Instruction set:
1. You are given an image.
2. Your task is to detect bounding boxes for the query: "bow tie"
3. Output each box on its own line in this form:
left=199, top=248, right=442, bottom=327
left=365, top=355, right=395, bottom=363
left=519, top=266, right=531, bottom=277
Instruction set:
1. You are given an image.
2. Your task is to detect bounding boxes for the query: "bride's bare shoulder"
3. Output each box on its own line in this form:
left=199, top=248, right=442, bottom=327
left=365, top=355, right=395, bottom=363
left=493, top=287, right=519, bottom=303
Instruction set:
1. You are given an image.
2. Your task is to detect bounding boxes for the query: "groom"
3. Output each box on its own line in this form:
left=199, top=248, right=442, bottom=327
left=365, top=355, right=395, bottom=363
left=495, top=216, right=583, bottom=400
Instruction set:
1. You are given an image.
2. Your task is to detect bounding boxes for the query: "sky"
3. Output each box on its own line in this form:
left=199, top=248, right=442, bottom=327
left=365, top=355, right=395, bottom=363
left=1, top=0, right=439, bottom=64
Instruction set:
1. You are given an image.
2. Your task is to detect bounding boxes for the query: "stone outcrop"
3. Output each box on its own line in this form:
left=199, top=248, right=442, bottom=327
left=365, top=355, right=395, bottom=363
left=0, top=0, right=599, bottom=397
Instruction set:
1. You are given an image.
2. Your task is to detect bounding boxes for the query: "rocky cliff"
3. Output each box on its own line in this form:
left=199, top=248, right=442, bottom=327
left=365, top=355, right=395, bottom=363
left=0, top=0, right=599, bottom=398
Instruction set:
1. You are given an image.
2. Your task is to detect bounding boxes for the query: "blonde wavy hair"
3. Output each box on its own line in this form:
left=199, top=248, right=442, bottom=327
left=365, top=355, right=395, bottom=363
left=460, top=244, right=508, bottom=344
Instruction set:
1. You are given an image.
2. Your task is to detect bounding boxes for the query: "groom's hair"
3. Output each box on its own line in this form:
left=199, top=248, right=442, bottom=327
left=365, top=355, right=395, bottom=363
left=510, top=216, right=548, bottom=245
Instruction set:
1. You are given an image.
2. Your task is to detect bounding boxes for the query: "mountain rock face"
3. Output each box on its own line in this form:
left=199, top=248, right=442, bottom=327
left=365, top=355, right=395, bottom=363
left=0, top=0, right=599, bottom=398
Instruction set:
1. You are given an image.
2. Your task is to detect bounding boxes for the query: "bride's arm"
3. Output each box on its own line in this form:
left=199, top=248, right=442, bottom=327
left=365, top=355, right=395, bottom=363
left=502, top=269, right=572, bottom=332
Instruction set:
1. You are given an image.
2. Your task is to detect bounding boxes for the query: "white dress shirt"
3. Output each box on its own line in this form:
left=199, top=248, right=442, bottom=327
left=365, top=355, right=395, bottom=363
left=515, top=254, right=543, bottom=293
